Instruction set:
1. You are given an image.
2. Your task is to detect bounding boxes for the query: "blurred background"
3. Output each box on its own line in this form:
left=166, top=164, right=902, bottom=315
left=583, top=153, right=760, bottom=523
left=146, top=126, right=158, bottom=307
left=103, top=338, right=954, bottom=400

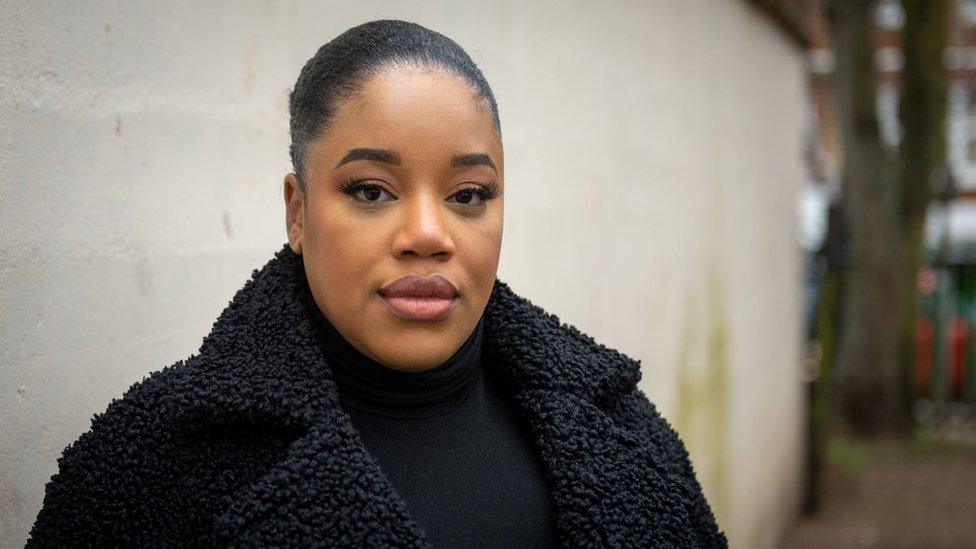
left=0, top=1, right=972, bottom=548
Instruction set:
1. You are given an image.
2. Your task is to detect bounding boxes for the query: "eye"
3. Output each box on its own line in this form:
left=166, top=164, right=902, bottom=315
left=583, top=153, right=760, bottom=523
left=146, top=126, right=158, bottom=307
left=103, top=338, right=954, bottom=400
left=339, top=180, right=396, bottom=205
left=338, top=179, right=502, bottom=207
left=447, top=182, right=501, bottom=207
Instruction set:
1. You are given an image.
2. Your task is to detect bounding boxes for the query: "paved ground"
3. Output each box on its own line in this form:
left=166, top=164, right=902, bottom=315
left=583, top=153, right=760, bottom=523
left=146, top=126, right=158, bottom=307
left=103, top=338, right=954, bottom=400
left=781, top=432, right=976, bottom=549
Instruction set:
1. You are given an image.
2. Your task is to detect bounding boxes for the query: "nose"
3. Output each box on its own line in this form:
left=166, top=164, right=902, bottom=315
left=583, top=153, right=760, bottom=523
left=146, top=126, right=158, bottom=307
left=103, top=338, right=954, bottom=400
left=392, top=190, right=455, bottom=260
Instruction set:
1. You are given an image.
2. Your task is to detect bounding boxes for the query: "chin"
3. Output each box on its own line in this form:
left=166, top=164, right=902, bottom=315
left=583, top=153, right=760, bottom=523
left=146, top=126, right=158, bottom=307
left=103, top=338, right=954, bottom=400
left=374, top=342, right=457, bottom=372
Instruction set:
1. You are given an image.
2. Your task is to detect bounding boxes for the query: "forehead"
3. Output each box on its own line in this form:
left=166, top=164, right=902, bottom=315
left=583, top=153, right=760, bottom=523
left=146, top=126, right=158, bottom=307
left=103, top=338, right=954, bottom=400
left=309, top=67, right=502, bottom=171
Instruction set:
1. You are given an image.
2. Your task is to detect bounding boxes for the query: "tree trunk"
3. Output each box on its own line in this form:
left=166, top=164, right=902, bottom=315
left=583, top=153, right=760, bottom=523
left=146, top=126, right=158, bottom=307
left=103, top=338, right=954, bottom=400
left=826, top=0, right=948, bottom=435
left=828, top=0, right=905, bottom=435
left=898, top=0, right=949, bottom=421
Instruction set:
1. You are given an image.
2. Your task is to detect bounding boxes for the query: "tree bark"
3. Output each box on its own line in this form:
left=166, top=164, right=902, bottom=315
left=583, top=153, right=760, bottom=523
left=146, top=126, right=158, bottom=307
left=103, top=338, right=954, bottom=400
left=898, top=0, right=949, bottom=419
left=828, top=0, right=903, bottom=434
left=826, top=0, right=948, bottom=435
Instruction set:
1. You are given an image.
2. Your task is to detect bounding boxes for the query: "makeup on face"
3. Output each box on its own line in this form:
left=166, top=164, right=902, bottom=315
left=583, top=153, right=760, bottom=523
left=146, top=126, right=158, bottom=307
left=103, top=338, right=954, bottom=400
left=377, top=273, right=460, bottom=321
left=291, top=67, right=504, bottom=371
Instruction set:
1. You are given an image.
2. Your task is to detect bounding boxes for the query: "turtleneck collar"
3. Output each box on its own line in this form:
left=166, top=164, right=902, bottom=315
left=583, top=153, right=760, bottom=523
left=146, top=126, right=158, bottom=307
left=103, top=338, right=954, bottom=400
left=304, top=287, right=484, bottom=419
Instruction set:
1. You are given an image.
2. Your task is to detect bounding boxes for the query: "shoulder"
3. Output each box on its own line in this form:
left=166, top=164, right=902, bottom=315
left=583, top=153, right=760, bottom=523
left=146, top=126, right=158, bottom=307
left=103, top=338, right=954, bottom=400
left=605, top=385, right=729, bottom=547
left=606, top=385, right=692, bottom=476
left=26, top=359, right=198, bottom=546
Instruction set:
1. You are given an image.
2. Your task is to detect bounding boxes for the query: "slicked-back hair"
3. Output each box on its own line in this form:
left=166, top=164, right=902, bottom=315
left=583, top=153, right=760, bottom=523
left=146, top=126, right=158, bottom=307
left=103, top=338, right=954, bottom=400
left=288, top=19, right=501, bottom=192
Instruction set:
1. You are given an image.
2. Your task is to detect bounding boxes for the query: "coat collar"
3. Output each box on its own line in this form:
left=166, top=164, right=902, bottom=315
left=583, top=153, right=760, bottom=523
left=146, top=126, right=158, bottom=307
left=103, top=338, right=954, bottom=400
left=163, top=244, right=699, bottom=546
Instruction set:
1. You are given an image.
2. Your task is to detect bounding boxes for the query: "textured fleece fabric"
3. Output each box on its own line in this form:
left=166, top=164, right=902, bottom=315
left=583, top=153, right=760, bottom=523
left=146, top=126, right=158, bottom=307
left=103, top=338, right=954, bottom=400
left=27, top=244, right=728, bottom=548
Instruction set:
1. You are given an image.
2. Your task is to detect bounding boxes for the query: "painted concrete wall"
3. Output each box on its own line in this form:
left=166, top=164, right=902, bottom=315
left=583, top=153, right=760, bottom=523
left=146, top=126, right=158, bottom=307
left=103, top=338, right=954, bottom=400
left=0, top=1, right=807, bottom=547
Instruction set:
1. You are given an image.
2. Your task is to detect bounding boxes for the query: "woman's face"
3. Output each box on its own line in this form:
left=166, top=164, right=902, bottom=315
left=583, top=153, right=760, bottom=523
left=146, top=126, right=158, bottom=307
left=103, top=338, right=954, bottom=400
left=284, top=66, right=504, bottom=372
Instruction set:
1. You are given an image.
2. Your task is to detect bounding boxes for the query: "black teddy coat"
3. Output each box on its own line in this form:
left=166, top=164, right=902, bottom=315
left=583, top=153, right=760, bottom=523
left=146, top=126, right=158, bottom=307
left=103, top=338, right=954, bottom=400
left=28, top=245, right=728, bottom=548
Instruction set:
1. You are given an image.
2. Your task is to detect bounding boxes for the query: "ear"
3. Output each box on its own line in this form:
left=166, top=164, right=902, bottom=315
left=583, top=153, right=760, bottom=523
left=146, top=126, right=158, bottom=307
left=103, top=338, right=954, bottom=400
left=284, top=173, right=305, bottom=255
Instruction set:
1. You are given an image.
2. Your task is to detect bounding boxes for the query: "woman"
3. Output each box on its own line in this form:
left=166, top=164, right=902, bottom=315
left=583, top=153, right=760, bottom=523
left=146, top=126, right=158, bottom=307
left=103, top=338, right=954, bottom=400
left=28, top=20, right=726, bottom=548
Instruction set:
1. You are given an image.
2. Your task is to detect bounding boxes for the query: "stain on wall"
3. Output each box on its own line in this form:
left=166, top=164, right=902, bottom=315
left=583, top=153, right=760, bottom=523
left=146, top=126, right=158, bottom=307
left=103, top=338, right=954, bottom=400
left=674, top=257, right=731, bottom=532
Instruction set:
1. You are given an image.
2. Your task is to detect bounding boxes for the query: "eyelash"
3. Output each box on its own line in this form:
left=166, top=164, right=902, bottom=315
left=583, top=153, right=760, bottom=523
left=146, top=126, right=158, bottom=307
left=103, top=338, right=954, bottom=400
left=338, top=179, right=501, bottom=207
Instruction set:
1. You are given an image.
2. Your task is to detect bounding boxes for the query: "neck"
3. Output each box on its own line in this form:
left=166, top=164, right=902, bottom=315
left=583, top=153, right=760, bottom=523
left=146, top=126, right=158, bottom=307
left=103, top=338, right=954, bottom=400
left=304, top=288, right=484, bottom=419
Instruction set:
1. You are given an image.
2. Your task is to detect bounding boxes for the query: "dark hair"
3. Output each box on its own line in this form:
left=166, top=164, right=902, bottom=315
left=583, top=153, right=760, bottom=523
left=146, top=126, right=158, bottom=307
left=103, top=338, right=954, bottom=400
left=288, top=19, right=501, bottom=191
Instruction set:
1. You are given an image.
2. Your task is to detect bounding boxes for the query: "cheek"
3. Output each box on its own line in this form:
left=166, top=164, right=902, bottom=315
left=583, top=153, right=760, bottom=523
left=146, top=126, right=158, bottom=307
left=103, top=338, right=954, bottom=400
left=475, top=208, right=504, bottom=263
left=460, top=213, right=503, bottom=292
left=304, top=203, right=385, bottom=312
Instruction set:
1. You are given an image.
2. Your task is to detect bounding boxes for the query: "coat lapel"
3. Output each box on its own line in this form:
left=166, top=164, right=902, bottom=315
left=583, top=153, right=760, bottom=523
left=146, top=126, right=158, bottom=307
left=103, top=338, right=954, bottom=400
left=167, top=245, right=430, bottom=546
left=479, top=273, right=704, bottom=547
left=177, top=245, right=687, bottom=547
left=213, top=408, right=430, bottom=547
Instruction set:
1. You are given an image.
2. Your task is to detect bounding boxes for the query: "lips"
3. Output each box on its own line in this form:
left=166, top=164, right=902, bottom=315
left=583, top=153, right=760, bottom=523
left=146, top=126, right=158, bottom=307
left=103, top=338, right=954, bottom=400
left=377, top=273, right=459, bottom=321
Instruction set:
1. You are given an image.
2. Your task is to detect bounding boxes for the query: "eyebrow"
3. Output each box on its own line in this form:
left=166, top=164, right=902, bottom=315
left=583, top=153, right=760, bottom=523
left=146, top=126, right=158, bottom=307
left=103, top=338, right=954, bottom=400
left=335, top=148, right=401, bottom=168
left=334, top=148, right=497, bottom=174
left=451, top=152, right=497, bottom=174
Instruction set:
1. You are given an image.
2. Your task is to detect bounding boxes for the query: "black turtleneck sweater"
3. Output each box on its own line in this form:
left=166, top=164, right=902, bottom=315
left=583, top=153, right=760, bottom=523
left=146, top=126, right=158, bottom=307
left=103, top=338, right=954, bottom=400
left=304, top=291, right=559, bottom=548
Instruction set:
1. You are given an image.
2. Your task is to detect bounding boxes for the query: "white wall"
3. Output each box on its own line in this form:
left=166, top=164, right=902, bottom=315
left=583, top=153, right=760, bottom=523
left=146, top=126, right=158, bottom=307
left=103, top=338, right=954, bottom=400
left=0, top=1, right=807, bottom=547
